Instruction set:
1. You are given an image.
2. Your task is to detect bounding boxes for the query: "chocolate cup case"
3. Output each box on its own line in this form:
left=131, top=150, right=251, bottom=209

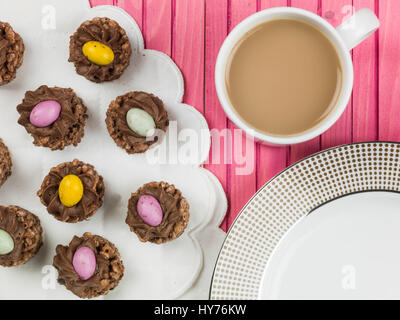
left=69, top=17, right=131, bottom=83
left=0, top=139, right=11, bottom=188
left=37, top=159, right=105, bottom=223
left=53, top=232, right=124, bottom=299
left=0, top=22, right=24, bottom=86
left=0, top=205, right=42, bottom=267
left=17, top=86, right=88, bottom=151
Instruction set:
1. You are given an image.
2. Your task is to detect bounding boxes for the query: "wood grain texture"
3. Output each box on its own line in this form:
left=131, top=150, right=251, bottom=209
left=379, top=0, right=400, bottom=141
left=226, top=0, right=258, bottom=228
left=143, top=0, right=172, bottom=55
left=204, top=0, right=229, bottom=230
left=260, top=0, right=287, bottom=7
left=320, top=0, right=353, bottom=149
left=116, top=0, right=143, bottom=30
left=90, top=0, right=114, bottom=6
left=288, top=0, right=321, bottom=164
left=353, top=0, right=378, bottom=142
left=173, top=0, right=205, bottom=113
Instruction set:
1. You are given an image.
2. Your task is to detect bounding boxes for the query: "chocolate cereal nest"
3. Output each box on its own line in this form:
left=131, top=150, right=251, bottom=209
left=106, top=91, right=169, bottom=154
left=0, top=206, right=43, bottom=267
left=0, top=139, right=12, bottom=188
left=126, top=181, right=190, bottom=244
left=69, top=17, right=132, bottom=83
left=0, top=22, right=24, bottom=86
left=17, top=85, right=88, bottom=151
left=37, top=159, right=105, bottom=223
left=53, top=232, right=124, bottom=299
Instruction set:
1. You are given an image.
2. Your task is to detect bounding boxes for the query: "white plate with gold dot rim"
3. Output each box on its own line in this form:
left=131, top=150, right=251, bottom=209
left=210, top=142, right=400, bottom=300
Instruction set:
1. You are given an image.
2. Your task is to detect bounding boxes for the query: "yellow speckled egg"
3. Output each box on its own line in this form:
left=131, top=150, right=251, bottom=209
left=82, top=41, right=114, bottom=66
left=59, top=175, right=84, bottom=208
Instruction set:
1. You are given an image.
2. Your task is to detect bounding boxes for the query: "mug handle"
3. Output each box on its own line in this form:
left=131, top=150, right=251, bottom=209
left=336, top=8, right=380, bottom=50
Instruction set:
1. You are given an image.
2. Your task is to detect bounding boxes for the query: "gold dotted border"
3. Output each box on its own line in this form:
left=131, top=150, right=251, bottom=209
left=210, top=142, right=400, bottom=300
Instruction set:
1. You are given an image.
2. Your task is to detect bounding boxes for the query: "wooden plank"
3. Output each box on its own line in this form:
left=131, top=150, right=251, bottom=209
left=116, top=0, right=143, bottom=31
left=257, top=1, right=288, bottom=187
left=143, top=0, right=172, bottom=55
left=173, top=0, right=205, bottom=113
left=90, top=0, right=114, bottom=6
left=379, top=0, right=400, bottom=141
left=289, top=138, right=320, bottom=164
left=353, top=0, right=378, bottom=142
left=257, top=144, right=288, bottom=186
left=227, top=0, right=258, bottom=228
left=260, top=0, right=288, bottom=7
left=320, top=0, right=353, bottom=149
left=290, top=0, right=319, bottom=13
left=204, top=0, right=229, bottom=231
left=289, top=0, right=321, bottom=164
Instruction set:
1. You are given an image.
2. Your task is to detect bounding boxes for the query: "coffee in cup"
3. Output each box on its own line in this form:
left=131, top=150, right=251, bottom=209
left=226, top=19, right=342, bottom=136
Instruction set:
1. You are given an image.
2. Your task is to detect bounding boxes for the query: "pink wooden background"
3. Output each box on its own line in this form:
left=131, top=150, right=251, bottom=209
left=91, top=0, right=392, bottom=232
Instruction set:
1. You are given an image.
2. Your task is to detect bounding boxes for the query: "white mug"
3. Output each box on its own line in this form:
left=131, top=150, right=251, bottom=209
left=215, top=7, right=380, bottom=145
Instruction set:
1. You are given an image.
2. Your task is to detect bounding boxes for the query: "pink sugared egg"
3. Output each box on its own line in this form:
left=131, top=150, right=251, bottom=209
left=137, top=195, right=163, bottom=227
left=30, top=100, right=61, bottom=127
left=72, top=246, right=96, bottom=281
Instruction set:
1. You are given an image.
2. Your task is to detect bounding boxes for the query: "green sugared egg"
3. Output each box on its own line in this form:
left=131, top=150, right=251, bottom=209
left=126, top=108, right=156, bottom=137
left=0, top=229, right=14, bottom=255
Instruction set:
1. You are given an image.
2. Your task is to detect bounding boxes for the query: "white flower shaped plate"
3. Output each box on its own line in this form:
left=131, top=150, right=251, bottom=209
left=211, top=142, right=400, bottom=300
left=0, top=0, right=227, bottom=300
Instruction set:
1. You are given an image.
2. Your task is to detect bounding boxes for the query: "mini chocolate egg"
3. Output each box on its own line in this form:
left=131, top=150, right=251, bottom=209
left=30, top=100, right=61, bottom=128
left=59, top=174, right=84, bottom=208
left=0, top=229, right=14, bottom=255
left=126, top=108, right=156, bottom=137
left=137, top=195, right=163, bottom=227
left=82, top=41, right=114, bottom=66
left=72, top=246, right=96, bottom=280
